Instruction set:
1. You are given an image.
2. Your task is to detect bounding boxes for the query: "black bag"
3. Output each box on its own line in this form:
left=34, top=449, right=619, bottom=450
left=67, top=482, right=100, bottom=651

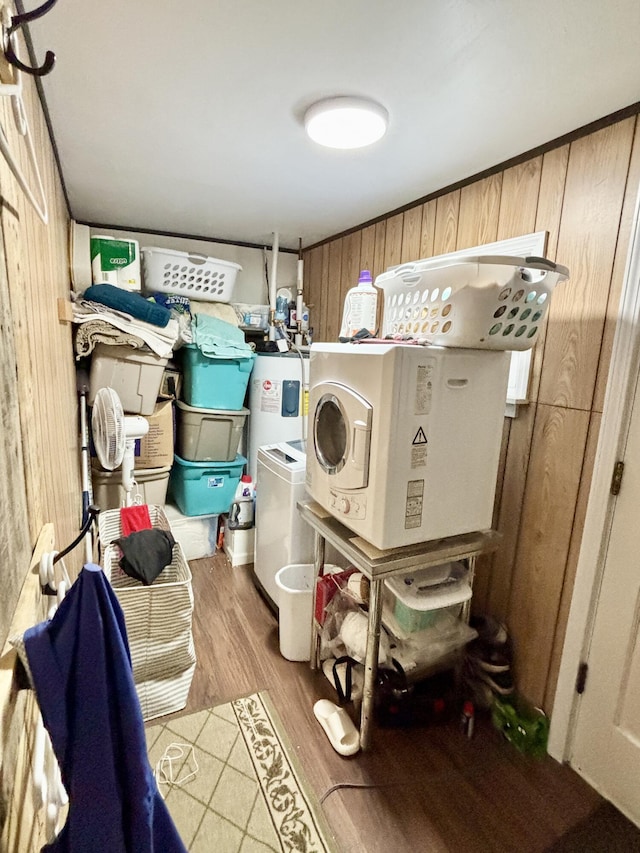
left=374, top=660, right=456, bottom=727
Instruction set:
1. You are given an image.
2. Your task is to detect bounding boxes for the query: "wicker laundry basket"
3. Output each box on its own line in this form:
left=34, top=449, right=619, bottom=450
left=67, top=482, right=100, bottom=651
left=100, top=506, right=196, bottom=721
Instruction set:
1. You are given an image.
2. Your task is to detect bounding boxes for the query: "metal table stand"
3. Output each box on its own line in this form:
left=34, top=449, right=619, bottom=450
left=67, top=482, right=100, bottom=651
left=298, top=500, right=501, bottom=751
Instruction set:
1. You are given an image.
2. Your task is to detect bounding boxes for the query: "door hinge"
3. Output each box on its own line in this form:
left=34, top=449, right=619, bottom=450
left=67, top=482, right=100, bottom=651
left=576, top=662, right=589, bottom=694
left=610, top=460, right=624, bottom=495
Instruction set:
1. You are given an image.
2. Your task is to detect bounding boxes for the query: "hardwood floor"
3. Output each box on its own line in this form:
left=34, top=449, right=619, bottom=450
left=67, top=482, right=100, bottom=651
left=181, top=551, right=602, bottom=853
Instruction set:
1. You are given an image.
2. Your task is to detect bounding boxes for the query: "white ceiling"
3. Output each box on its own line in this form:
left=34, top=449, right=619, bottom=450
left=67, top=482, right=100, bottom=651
left=28, top=0, right=640, bottom=250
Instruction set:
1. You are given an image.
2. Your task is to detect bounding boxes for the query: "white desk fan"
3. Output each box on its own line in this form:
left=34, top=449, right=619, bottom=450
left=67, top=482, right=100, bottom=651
left=92, top=386, right=149, bottom=507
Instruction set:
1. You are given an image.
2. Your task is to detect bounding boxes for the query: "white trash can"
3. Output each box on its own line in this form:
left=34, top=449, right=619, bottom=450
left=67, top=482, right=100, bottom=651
left=275, top=563, right=315, bottom=662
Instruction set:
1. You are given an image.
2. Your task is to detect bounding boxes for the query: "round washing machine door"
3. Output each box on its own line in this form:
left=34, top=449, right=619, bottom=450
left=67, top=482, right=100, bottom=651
left=313, top=382, right=372, bottom=489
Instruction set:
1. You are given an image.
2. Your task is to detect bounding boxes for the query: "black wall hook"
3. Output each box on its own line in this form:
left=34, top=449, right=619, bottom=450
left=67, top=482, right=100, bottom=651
left=52, top=505, right=100, bottom=566
left=5, top=0, right=58, bottom=77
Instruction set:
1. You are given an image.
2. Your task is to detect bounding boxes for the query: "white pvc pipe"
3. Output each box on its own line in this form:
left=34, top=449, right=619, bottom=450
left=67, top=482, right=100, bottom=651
left=296, top=257, right=304, bottom=315
left=268, top=232, right=279, bottom=341
left=295, top=254, right=304, bottom=346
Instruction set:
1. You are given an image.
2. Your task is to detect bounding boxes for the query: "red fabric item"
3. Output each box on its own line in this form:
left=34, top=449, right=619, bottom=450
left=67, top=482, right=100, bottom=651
left=119, top=504, right=152, bottom=536
left=314, top=568, right=356, bottom=625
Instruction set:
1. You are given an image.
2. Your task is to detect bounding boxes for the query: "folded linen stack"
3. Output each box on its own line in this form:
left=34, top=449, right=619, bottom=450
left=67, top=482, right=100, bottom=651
left=72, top=293, right=181, bottom=358
left=74, top=319, right=146, bottom=357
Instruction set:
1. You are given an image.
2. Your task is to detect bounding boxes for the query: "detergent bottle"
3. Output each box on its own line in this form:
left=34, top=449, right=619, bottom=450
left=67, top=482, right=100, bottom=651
left=228, top=474, right=254, bottom=530
left=339, top=270, right=378, bottom=339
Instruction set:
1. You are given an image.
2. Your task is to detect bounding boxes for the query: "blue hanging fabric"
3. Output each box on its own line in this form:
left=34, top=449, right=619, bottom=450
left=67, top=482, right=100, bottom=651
left=23, top=564, right=187, bottom=853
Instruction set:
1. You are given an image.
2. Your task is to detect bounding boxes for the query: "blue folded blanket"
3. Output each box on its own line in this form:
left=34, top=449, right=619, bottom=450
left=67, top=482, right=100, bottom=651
left=83, top=284, right=172, bottom=328
left=193, top=314, right=254, bottom=359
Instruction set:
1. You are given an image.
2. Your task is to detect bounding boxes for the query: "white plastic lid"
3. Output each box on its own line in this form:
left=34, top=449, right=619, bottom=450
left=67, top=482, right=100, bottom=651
left=384, top=562, right=471, bottom=611
left=175, top=399, right=250, bottom=417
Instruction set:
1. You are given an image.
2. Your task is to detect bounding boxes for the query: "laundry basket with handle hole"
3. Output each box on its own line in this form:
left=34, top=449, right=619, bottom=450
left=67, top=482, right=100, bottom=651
left=141, top=246, right=241, bottom=303
left=376, top=255, right=569, bottom=350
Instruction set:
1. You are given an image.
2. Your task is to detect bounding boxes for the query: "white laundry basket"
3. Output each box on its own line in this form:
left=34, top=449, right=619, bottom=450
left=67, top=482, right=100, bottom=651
left=141, top=247, right=241, bottom=303
left=275, top=563, right=315, bottom=662
left=376, top=254, right=569, bottom=350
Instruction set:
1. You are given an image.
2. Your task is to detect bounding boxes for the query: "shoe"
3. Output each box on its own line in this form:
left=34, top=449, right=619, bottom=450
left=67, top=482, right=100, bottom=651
left=313, top=700, right=360, bottom=756
left=467, top=643, right=511, bottom=673
left=473, top=667, right=514, bottom=696
left=322, top=656, right=364, bottom=704
left=468, top=615, right=513, bottom=672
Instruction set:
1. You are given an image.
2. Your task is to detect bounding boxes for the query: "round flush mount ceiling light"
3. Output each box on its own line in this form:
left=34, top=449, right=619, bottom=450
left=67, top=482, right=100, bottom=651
left=304, top=96, right=388, bottom=149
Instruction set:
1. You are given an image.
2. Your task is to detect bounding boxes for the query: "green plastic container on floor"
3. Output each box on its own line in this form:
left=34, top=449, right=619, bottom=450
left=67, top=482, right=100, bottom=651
left=491, top=695, right=550, bottom=758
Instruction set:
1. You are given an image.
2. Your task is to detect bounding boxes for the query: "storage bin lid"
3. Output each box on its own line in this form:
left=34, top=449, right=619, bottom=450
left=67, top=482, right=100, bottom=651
left=164, top=502, right=219, bottom=523
left=173, top=453, right=247, bottom=470
left=92, top=342, right=169, bottom=366
left=384, top=562, right=471, bottom=611
left=175, top=400, right=250, bottom=417
left=91, top=461, right=172, bottom=478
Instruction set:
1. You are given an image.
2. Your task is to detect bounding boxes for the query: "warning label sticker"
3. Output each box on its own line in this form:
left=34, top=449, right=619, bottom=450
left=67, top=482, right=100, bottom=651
left=405, top=479, right=424, bottom=529
left=411, top=426, right=428, bottom=468
left=415, top=362, right=434, bottom=415
left=260, top=379, right=282, bottom=413
left=412, top=427, right=427, bottom=445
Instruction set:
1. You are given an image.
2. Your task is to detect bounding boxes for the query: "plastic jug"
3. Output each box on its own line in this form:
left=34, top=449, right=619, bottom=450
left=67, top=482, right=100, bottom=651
left=339, top=270, right=378, bottom=339
left=228, top=474, right=254, bottom=529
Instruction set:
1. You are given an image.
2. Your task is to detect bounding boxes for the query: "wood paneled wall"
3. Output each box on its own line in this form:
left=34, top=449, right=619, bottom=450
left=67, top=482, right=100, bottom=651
left=302, top=114, right=640, bottom=712
left=0, top=31, right=77, bottom=851
left=0, top=39, right=78, bottom=651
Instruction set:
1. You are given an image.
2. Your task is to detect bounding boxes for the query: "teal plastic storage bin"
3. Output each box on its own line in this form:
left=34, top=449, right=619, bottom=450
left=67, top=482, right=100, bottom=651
left=170, top=453, right=246, bottom=517
left=181, top=344, right=255, bottom=410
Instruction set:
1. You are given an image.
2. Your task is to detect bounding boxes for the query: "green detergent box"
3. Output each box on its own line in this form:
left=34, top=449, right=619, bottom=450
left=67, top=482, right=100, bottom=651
left=91, top=234, right=141, bottom=291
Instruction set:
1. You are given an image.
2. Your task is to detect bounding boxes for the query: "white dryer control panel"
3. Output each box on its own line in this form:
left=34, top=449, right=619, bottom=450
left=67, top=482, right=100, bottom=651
left=329, top=489, right=367, bottom=520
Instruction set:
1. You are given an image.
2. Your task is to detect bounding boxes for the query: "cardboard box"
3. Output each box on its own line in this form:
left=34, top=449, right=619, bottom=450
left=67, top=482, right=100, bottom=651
left=135, top=399, right=174, bottom=468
